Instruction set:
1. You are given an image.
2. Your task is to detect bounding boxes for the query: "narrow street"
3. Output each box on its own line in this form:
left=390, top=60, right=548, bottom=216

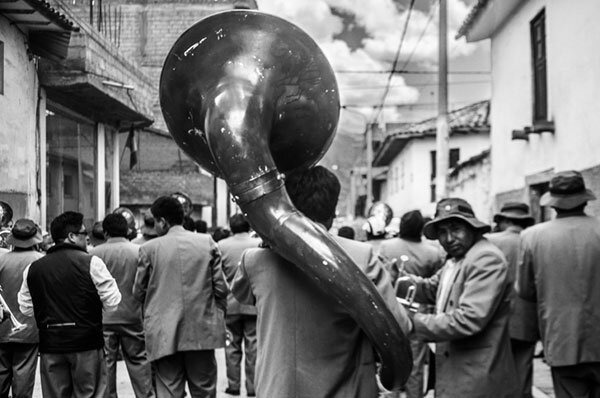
left=30, top=348, right=555, bottom=398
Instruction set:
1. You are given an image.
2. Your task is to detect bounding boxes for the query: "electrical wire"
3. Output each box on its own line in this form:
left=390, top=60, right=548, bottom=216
left=399, top=0, right=439, bottom=72
left=370, top=0, right=417, bottom=125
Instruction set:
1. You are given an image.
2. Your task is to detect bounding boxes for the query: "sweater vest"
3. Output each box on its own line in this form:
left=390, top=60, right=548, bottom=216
left=27, top=243, right=103, bottom=353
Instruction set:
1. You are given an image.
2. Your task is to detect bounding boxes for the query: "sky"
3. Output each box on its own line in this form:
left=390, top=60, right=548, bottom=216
left=256, top=0, right=490, bottom=137
left=254, top=0, right=490, bottom=215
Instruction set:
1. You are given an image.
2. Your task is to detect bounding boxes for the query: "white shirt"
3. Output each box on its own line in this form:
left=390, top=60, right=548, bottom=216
left=18, top=255, right=121, bottom=316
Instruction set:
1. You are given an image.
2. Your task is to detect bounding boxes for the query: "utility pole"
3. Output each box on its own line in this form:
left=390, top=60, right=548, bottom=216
left=435, top=0, right=449, bottom=200
left=366, top=123, right=373, bottom=211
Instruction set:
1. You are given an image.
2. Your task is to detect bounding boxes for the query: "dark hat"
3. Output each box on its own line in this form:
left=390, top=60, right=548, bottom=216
left=6, top=218, right=43, bottom=248
left=540, top=170, right=596, bottom=209
left=423, top=198, right=490, bottom=240
left=493, top=202, right=535, bottom=226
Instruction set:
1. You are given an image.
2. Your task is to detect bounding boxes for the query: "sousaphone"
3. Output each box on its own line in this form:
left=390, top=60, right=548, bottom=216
left=160, top=10, right=411, bottom=390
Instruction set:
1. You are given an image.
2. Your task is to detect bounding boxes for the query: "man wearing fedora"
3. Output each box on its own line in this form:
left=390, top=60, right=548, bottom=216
left=488, top=202, right=538, bottom=398
left=517, top=170, right=600, bottom=398
left=0, top=219, right=43, bottom=397
left=399, top=197, right=517, bottom=398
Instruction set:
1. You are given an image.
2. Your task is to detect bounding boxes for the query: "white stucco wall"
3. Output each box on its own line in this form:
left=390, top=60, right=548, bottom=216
left=0, top=20, right=40, bottom=220
left=490, top=0, right=600, bottom=194
left=381, top=132, right=490, bottom=218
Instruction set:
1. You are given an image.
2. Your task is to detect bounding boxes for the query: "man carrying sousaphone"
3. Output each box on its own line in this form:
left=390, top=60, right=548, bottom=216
left=397, top=198, right=517, bottom=397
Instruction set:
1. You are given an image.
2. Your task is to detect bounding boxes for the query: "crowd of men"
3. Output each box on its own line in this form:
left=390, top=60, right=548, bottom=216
left=0, top=168, right=598, bottom=398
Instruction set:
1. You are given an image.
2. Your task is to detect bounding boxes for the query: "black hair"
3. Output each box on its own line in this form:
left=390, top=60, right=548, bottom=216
left=183, top=216, right=196, bottom=232
left=400, top=210, right=424, bottom=242
left=212, top=226, right=231, bottom=242
left=0, top=201, right=13, bottom=227
left=102, top=213, right=128, bottom=238
left=194, top=219, right=208, bottom=233
left=91, top=221, right=105, bottom=240
left=229, top=213, right=250, bottom=234
left=285, top=166, right=341, bottom=225
left=337, top=226, right=355, bottom=240
left=151, top=196, right=184, bottom=225
left=50, top=211, right=84, bottom=243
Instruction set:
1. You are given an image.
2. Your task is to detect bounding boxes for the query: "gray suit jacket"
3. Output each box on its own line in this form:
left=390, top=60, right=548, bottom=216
left=487, top=228, right=539, bottom=342
left=133, top=226, right=228, bottom=361
left=218, top=232, right=260, bottom=316
left=232, top=235, right=409, bottom=398
left=412, top=238, right=517, bottom=398
left=517, top=213, right=600, bottom=366
left=91, top=237, right=142, bottom=325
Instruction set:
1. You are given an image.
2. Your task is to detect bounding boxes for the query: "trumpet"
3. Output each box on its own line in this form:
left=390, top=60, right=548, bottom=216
left=0, top=286, right=26, bottom=334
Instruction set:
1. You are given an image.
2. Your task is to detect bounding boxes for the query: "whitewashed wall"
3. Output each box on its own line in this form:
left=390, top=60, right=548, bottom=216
left=490, top=0, right=600, bottom=195
left=380, top=132, right=490, bottom=218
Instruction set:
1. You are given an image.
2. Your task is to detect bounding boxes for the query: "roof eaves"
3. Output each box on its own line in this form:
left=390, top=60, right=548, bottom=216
left=23, top=0, right=79, bottom=32
left=456, top=0, right=489, bottom=39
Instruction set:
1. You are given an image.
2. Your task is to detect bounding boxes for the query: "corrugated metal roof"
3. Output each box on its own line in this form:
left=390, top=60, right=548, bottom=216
left=0, top=0, right=78, bottom=60
left=373, top=100, right=490, bottom=166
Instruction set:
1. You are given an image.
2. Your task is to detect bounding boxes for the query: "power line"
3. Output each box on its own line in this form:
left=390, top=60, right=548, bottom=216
left=371, top=0, right=417, bottom=125
left=335, top=69, right=490, bottom=74
left=399, top=0, right=439, bottom=72
left=340, top=80, right=490, bottom=90
left=343, top=100, right=473, bottom=108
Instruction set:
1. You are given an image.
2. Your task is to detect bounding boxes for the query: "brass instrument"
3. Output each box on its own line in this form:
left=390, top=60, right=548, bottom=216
left=0, top=286, right=26, bottom=334
left=160, top=10, right=411, bottom=389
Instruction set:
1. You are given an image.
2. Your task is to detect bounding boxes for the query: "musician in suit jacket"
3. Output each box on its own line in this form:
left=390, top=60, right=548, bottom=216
left=517, top=171, right=600, bottom=398
left=133, top=196, right=228, bottom=397
left=218, top=213, right=260, bottom=397
left=487, top=202, right=538, bottom=398
left=400, top=198, right=517, bottom=398
left=231, top=166, right=410, bottom=398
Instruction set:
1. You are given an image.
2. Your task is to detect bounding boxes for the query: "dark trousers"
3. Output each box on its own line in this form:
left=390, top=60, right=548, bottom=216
left=405, top=338, right=429, bottom=398
left=0, top=342, right=38, bottom=398
left=225, top=314, right=257, bottom=395
left=153, top=350, right=217, bottom=398
left=551, top=362, right=600, bottom=398
left=39, top=348, right=107, bottom=398
left=103, top=324, right=153, bottom=398
left=510, top=339, right=536, bottom=398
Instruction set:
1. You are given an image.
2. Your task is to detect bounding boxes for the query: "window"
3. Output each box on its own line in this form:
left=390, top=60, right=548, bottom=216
left=449, top=148, right=460, bottom=169
left=531, top=10, right=547, bottom=122
left=0, top=41, right=4, bottom=95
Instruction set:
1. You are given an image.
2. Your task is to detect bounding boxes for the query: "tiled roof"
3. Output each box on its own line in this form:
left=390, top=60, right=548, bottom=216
left=456, top=0, right=489, bottom=39
left=373, top=100, right=490, bottom=166
left=0, top=0, right=78, bottom=32
left=120, top=171, right=213, bottom=206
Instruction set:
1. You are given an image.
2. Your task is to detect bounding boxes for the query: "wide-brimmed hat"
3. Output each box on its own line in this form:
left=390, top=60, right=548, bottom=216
left=6, top=218, right=43, bottom=248
left=423, top=198, right=490, bottom=240
left=540, top=170, right=596, bottom=210
left=493, top=202, right=535, bottom=226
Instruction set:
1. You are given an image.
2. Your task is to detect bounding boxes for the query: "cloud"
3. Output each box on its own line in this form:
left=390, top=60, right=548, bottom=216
left=256, top=0, right=481, bottom=134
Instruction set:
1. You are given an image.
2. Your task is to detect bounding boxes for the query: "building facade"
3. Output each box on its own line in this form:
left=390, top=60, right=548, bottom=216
left=372, top=100, right=490, bottom=218
left=1, top=0, right=155, bottom=230
left=459, top=0, right=600, bottom=220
